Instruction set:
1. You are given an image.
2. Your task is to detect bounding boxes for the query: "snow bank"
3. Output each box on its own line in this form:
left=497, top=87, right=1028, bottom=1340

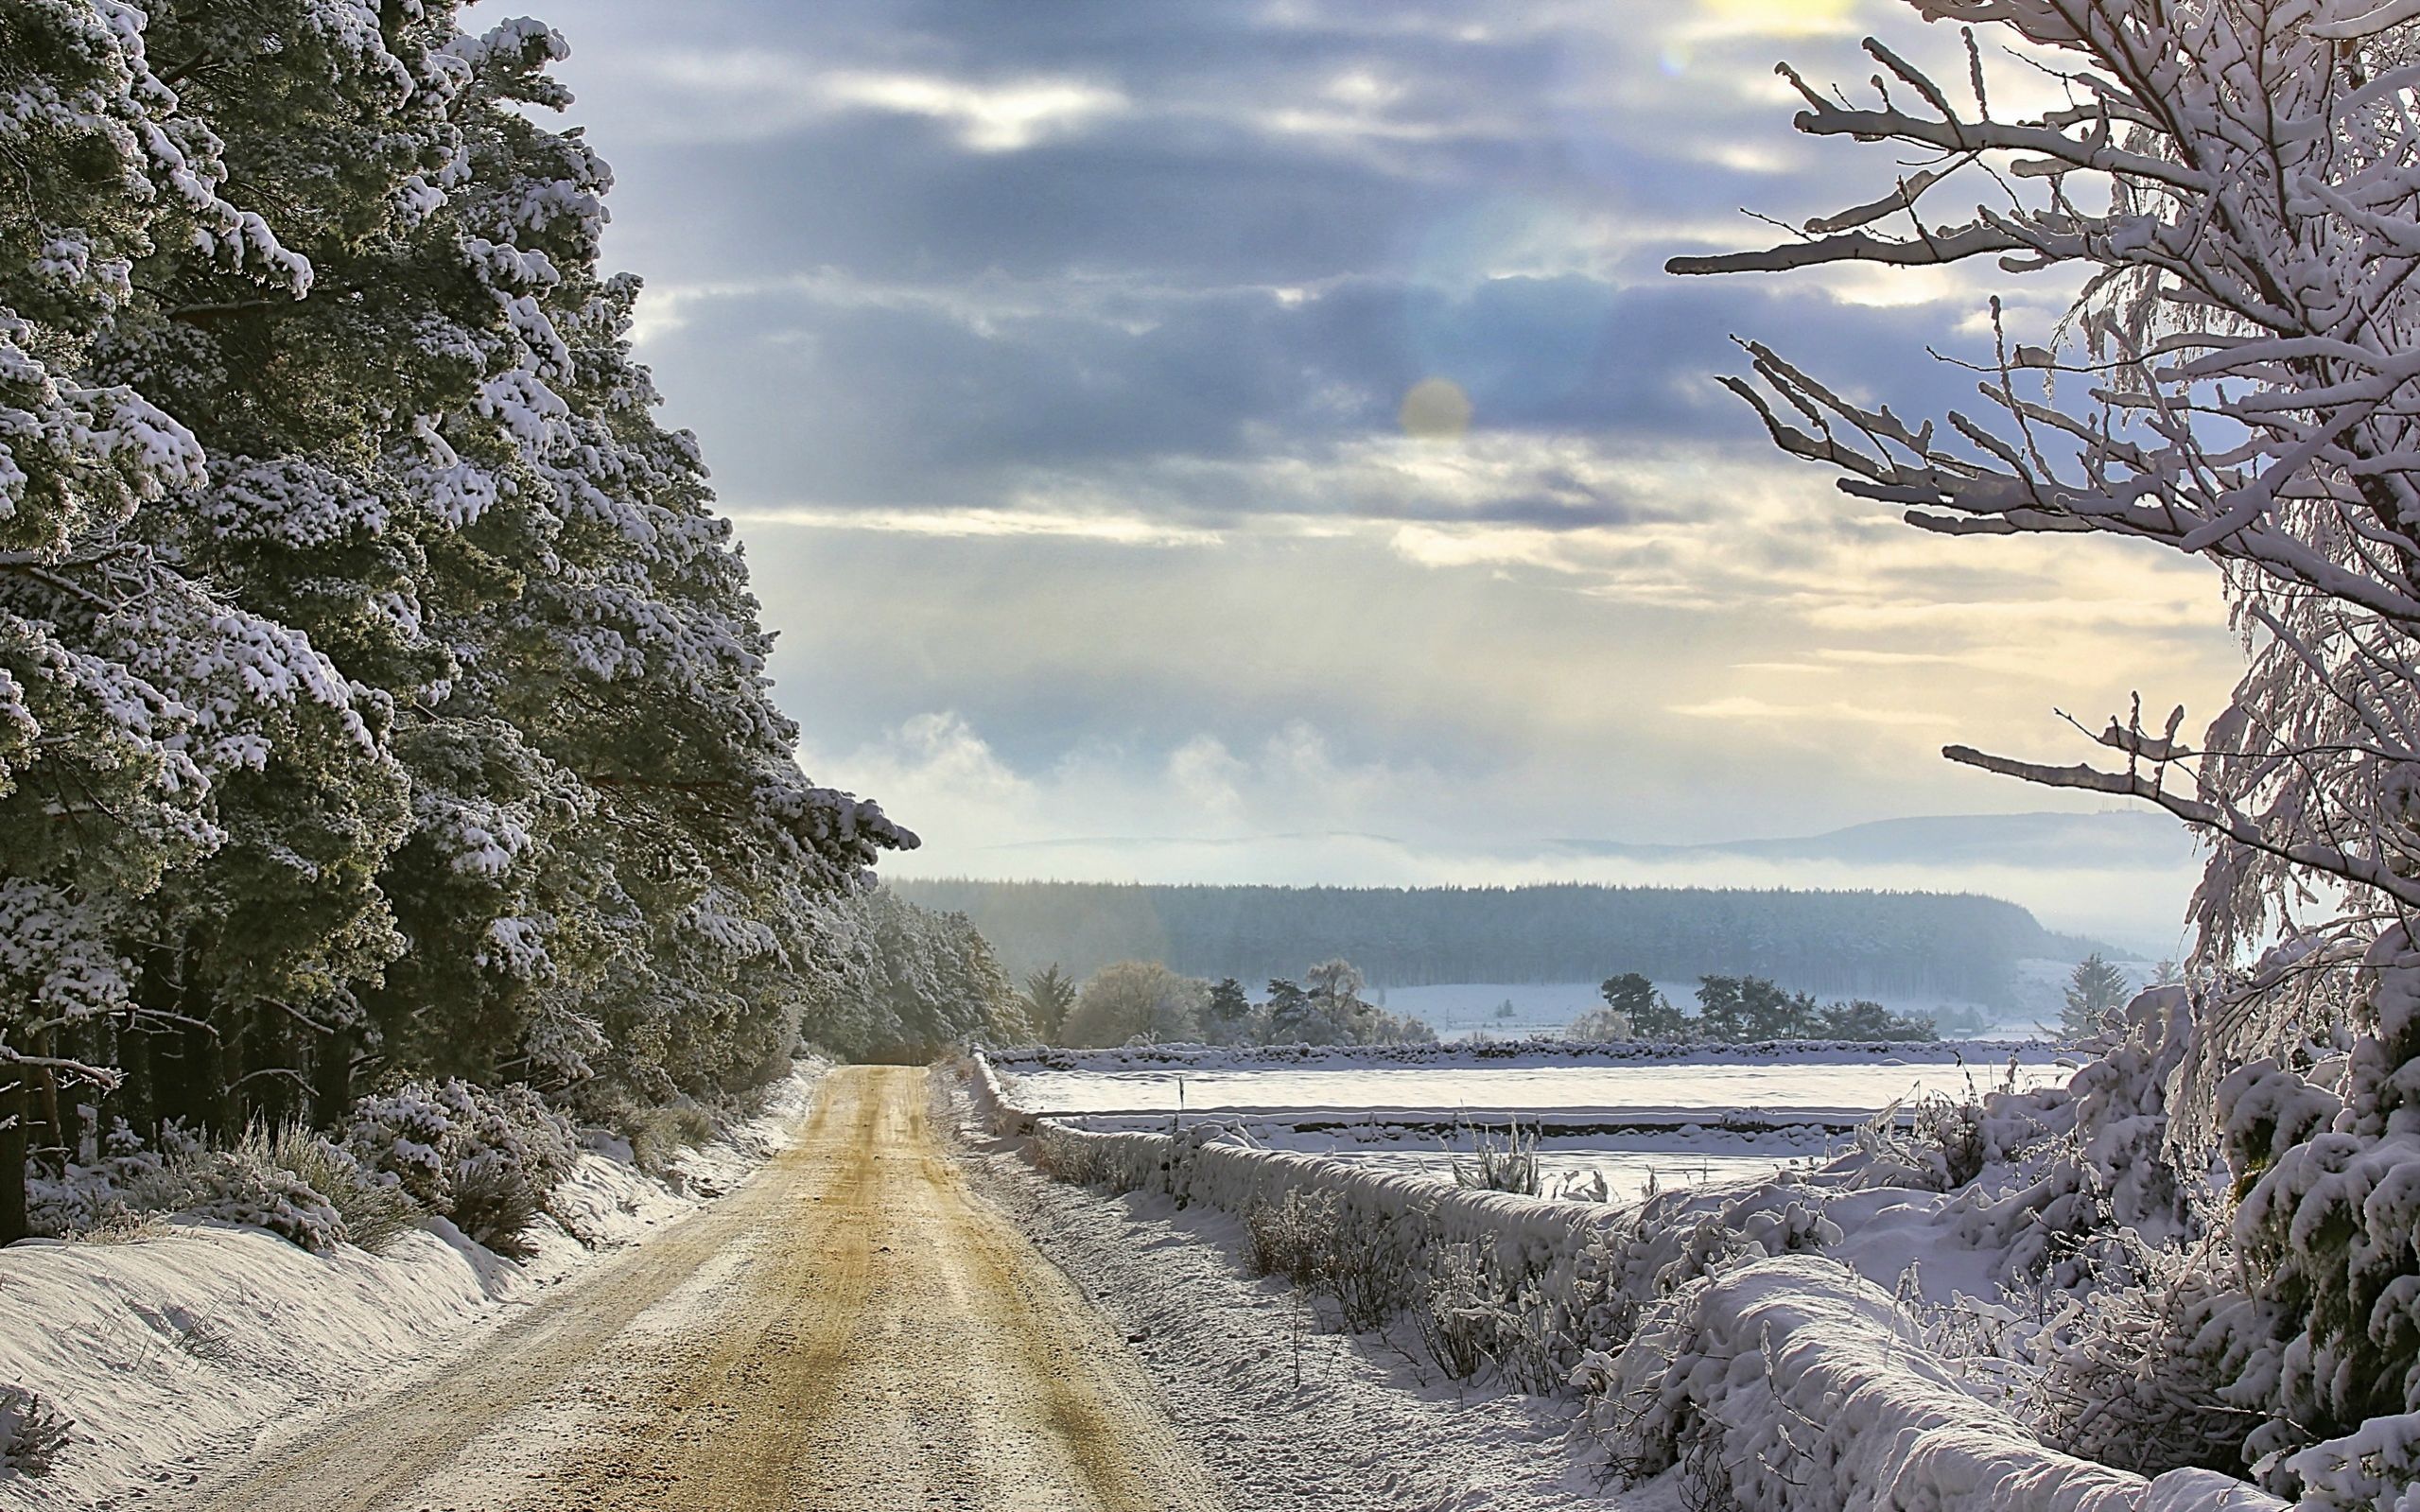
left=0, top=1064, right=821, bottom=1507
left=1591, top=1255, right=2278, bottom=1512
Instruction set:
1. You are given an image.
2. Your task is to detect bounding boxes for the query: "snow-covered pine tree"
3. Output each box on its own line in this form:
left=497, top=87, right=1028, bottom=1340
left=1, top=1, right=920, bottom=1238
left=2060, top=953, right=2133, bottom=1041
left=0, top=0, right=399, bottom=1236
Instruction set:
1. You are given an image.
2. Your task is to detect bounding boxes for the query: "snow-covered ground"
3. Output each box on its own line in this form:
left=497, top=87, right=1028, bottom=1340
left=0, top=1065, right=823, bottom=1509
left=1268, top=1127, right=1833, bottom=1205
left=997, top=1051, right=2069, bottom=1121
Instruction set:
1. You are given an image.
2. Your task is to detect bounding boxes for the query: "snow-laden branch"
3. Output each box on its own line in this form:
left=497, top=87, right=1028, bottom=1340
left=1678, top=0, right=2420, bottom=1037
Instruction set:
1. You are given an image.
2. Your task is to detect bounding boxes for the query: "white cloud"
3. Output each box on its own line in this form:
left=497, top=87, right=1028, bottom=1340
left=819, top=71, right=1129, bottom=152
left=586, top=52, right=1126, bottom=150
left=1666, top=695, right=1955, bottom=729
left=724, top=504, right=1219, bottom=547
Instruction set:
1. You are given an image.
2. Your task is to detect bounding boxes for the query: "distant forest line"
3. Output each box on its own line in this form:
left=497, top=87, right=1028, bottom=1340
left=890, top=880, right=2099, bottom=1008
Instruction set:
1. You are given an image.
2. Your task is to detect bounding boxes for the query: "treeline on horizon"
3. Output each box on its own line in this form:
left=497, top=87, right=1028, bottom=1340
left=890, top=880, right=2092, bottom=1007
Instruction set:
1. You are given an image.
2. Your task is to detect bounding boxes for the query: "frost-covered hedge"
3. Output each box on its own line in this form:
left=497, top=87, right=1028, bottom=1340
left=1588, top=1255, right=2264, bottom=1512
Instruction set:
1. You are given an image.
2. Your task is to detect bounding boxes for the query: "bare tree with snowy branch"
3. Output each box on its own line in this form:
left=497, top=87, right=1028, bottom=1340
left=1682, top=5, right=2420, bottom=1488
left=1676, top=0, right=2420, bottom=1048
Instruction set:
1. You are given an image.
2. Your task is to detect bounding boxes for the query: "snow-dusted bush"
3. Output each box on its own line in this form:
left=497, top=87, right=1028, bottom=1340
left=1450, top=1117, right=1541, bottom=1195
left=166, top=1136, right=349, bottom=1254
left=245, top=1124, right=420, bottom=1254
left=617, top=1103, right=717, bottom=1177
left=27, top=1120, right=414, bottom=1255
left=344, top=1085, right=459, bottom=1211
left=1032, top=1121, right=1142, bottom=1190
left=1408, top=1241, right=1495, bottom=1381
left=2016, top=1239, right=2255, bottom=1478
left=0, top=1386, right=72, bottom=1478
left=1239, top=1185, right=1418, bottom=1330
left=1323, top=1203, right=1419, bottom=1333
left=347, top=1079, right=577, bottom=1255
left=2219, top=930, right=2420, bottom=1494
left=1854, top=1087, right=1990, bottom=1193
left=1242, top=1188, right=1335, bottom=1289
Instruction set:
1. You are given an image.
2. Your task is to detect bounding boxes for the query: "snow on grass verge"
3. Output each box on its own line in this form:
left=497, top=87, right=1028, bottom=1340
left=0, top=1061, right=823, bottom=1509
left=969, top=1050, right=2280, bottom=1512
left=942, top=1076, right=1627, bottom=1512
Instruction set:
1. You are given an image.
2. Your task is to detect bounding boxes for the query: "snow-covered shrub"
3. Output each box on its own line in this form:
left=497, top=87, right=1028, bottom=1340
left=1450, top=1117, right=1541, bottom=1195
left=26, top=1120, right=414, bottom=1255
left=1733, top=1198, right=1839, bottom=1258
left=1322, top=1201, right=1417, bottom=1332
left=248, top=1123, right=420, bottom=1254
left=2016, top=1238, right=2255, bottom=1477
left=1911, top=1089, right=1986, bottom=1189
left=1243, top=1188, right=1335, bottom=1289
left=170, top=1136, right=349, bottom=1253
left=344, top=1085, right=458, bottom=1210
left=346, top=1079, right=577, bottom=1255
left=1409, top=1241, right=1494, bottom=1380
left=2067, top=987, right=2199, bottom=1242
left=1033, top=1121, right=1136, bottom=1190
left=1237, top=1186, right=1417, bottom=1331
left=618, top=1103, right=716, bottom=1177
left=2220, top=930, right=2420, bottom=1492
left=0, top=1387, right=72, bottom=1478
left=1573, top=1281, right=1710, bottom=1486
left=1404, top=1236, right=1558, bottom=1386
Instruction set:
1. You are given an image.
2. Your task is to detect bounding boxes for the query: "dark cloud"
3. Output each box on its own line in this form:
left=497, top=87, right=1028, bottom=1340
left=631, top=267, right=1985, bottom=521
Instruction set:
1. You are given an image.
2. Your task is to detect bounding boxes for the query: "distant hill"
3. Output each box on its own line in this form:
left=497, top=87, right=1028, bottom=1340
left=888, top=879, right=2101, bottom=1010
left=1551, top=809, right=2195, bottom=870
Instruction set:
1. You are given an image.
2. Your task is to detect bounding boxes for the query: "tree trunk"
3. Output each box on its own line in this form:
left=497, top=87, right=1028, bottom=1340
left=313, top=1021, right=354, bottom=1126
left=167, top=1016, right=230, bottom=1138
left=27, top=1027, right=61, bottom=1172
left=0, top=1075, right=27, bottom=1245
left=116, top=1016, right=154, bottom=1143
left=237, top=1003, right=292, bottom=1130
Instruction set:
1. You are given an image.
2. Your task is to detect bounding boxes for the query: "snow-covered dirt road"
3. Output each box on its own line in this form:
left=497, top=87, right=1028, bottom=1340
left=167, top=1066, right=1225, bottom=1512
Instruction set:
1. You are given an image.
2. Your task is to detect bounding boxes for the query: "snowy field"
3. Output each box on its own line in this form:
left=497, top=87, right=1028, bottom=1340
left=996, top=1044, right=2063, bottom=1204
left=1305, top=1147, right=1813, bottom=1203
left=997, top=1052, right=2068, bottom=1122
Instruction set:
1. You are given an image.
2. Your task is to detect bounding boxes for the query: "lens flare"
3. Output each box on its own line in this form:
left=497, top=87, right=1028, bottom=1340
left=1400, top=377, right=1472, bottom=440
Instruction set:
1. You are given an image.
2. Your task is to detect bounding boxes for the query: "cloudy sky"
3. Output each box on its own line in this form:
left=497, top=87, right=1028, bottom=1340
left=540, top=0, right=2235, bottom=947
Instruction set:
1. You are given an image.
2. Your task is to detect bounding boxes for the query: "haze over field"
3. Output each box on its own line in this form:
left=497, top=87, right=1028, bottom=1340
left=548, top=0, right=2229, bottom=925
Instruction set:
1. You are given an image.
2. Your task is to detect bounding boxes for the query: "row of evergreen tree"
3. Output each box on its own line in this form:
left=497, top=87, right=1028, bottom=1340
left=895, top=879, right=2079, bottom=1005
left=0, top=4, right=963, bottom=1240
left=1573, top=975, right=1940, bottom=1043
left=1019, top=958, right=1435, bottom=1048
